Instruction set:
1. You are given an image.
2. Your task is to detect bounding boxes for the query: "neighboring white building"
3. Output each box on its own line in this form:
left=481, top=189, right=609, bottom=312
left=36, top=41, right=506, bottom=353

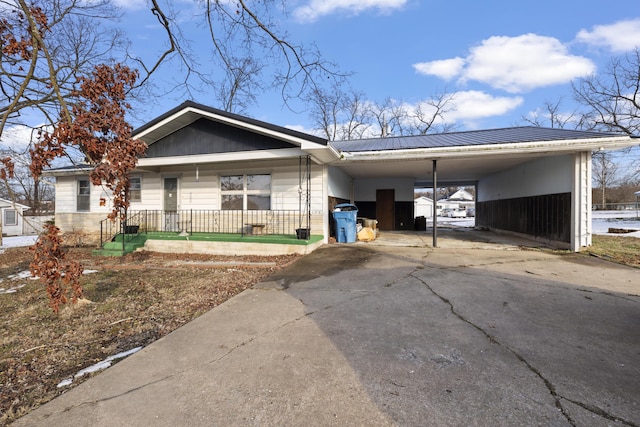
left=0, top=198, right=30, bottom=236
left=448, top=189, right=474, bottom=202
left=414, top=196, right=433, bottom=218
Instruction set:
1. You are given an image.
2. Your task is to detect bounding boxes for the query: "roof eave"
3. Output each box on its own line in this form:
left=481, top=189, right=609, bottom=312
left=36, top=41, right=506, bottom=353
left=334, top=136, right=637, bottom=162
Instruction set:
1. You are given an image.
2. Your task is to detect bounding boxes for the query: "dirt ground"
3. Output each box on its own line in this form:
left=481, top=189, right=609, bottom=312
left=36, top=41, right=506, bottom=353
left=0, top=246, right=300, bottom=426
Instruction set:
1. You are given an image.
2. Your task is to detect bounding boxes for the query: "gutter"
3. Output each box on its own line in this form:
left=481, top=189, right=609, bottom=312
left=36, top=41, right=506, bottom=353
left=332, top=136, right=637, bottom=163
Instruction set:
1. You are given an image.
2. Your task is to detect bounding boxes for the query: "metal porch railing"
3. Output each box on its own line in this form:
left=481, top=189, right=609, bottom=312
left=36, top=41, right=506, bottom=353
left=100, top=209, right=311, bottom=248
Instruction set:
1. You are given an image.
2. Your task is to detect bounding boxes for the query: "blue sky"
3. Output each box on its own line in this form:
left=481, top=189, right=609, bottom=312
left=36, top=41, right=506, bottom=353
left=111, top=0, right=640, bottom=138
left=3, top=0, right=640, bottom=160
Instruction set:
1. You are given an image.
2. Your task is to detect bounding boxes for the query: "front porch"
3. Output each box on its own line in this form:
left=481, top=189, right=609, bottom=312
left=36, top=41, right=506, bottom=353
left=95, top=209, right=322, bottom=256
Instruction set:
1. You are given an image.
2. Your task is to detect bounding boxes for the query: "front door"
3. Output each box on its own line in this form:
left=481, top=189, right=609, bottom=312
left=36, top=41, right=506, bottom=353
left=164, top=178, right=178, bottom=231
left=376, top=189, right=395, bottom=230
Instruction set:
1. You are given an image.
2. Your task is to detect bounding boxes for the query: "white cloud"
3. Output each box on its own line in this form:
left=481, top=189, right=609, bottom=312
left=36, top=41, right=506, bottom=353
left=400, top=91, right=523, bottom=130
left=0, top=125, right=39, bottom=152
left=445, top=90, right=523, bottom=121
left=415, top=34, right=595, bottom=93
left=293, top=0, right=407, bottom=22
left=110, top=0, right=147, bottom=11
left=413, top=57, right=465, bottom=80
left=463, top=34, right=595, bottom=93
left=576, top=18, right=640, bottom=53
left=285, top=124, right=323, bottom=137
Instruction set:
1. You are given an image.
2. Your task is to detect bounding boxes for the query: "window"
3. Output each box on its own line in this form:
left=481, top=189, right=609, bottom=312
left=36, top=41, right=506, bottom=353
left=4, top=209, right=17, bottom=226
left=221, top=174, right=271, bottom=210
left=77, top=179, right=90, bottom=211
left=130, top=177, right=141, bottom=202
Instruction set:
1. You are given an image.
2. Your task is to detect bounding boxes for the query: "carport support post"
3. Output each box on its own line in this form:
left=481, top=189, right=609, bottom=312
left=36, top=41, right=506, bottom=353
left=432, top=160, right=437, bottom=248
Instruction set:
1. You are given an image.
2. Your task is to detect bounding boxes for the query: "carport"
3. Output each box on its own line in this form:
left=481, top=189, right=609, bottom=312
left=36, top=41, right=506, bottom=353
left=329, top=127, right=637, bottom=251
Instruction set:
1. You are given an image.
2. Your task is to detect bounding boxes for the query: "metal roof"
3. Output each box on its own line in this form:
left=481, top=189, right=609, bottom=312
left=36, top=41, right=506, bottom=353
left=330, top=126, right=629, bottom=152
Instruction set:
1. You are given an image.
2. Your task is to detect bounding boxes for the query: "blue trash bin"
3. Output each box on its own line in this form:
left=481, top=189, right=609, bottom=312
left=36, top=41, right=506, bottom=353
left=333, top=203, right=358, bottom=243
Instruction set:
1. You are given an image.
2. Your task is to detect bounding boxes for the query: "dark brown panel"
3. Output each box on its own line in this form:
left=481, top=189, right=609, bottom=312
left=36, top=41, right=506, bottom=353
left=376, top=189, right=395, bottom=230
left=476, top=193, right=571, bottom=243
left=145, top=118, right=294, bottom=158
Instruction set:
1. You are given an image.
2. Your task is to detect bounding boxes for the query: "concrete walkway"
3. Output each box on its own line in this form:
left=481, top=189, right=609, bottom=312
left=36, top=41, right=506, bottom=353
left=13, top=231, right=640, bottom=426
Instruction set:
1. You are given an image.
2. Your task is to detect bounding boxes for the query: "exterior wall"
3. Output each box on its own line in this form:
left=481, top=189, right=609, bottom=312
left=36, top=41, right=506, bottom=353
left=477, top=155, right=573, bottom=201
left=353, top=178, right=415, bottom=201
left=353, top=178, right=416, bottom=230
left=327, top=166, right=352, bottom=201
left=55, top=176, right=112, bottom=215
left=54, top=159, right=328, bottom=240
left=476, top=155, right=574, bottom=246
left=1, top=207, right=24, bottom=236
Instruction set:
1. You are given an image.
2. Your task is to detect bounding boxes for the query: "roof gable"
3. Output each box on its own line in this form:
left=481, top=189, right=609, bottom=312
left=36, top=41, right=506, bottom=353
left=134, top=101, right=327, bottom=148
left=145, top=117, right=295, bottom=158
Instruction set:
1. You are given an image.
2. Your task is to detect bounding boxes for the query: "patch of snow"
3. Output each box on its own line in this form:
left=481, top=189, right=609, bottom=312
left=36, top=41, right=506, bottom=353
left=8, top=270, right=34, bottom=280
left=56, top=378, right=73, bottom=388
left=0, top=283, right=26, bottom=294
left=0, top=235, right=38, bottom=249
left=592, top=210, right=640, bottom=237
left=57, top=346, right=143, bottom=388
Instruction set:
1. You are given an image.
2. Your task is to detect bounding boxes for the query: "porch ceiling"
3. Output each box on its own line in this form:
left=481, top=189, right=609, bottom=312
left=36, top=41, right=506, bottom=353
left=332, top=152, right=545, bottom=187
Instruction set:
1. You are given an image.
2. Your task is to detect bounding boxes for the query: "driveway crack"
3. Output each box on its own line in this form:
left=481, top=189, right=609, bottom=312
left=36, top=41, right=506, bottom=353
left=410, top=271, right=637, bottom=427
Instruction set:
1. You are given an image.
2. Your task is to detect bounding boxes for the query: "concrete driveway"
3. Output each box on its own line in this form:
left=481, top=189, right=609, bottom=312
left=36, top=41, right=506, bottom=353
left=13, top=231, right=640, bottom=426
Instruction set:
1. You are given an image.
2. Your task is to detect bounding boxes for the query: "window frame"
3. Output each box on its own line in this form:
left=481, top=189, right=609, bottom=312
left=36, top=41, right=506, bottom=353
left=220, top=174, right=271, bottom=210
left=4, top=209, right=17, bottom=226
left=129, top=176, right=142, bottom=203
left=77, top=179, right=91, bottom=212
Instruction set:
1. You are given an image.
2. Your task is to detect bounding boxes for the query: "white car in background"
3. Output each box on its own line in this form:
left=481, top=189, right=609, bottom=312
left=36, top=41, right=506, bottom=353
left=448, top=208, right=467, bottom=218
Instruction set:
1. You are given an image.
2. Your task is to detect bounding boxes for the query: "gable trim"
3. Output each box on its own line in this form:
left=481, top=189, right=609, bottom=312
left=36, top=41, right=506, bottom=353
left=133, top=101, right=328, bottom=150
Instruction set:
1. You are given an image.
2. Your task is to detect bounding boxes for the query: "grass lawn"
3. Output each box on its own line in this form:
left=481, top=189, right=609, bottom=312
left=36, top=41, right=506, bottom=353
left=584, top=235, right=640, bottom=268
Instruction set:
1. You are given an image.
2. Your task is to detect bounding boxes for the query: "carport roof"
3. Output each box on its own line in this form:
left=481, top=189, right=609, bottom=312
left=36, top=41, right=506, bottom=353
left=330, top=126, right=633, bottom=152
left=328, top=126, right=637, bottom=186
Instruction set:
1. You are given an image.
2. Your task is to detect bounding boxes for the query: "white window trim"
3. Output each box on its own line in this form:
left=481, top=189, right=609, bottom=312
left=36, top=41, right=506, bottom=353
left=4, top=209, right=18, bottom=226
left=130, top=176, right=142, bottom=203
left=77, top=178, right=91, bottom=212
left=220, top=174, right=271, bottom=210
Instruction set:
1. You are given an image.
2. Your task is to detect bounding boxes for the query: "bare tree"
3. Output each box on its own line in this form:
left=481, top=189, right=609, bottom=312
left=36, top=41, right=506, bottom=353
left=308, top=89, right=462, bottom=140
left=306, top=86, right=371, bottom=141
left=369, top=98, right=407, bottom=137
left=1, top=0, right=125, bottom=140
left=573, top=49, right=640, bottom=135
left=520, top=98, right=586, bottom=129
left=592, top=151, right=620, bottom=208
left=141, top=0, right=344, bottom=113
left=307, top=86, right=342, bottom=141
left=1, top=0, right=345, bottom=209
left=0, top=145, right=54, bottom=212
left=405, top=91, right=459, bottom=135
left=573, top=50, right=640, bottom=184
left=338, top=90, right=371, bottom=140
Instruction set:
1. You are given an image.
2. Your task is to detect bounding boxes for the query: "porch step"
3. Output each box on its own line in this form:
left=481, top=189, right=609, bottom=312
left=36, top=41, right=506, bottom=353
left=93, top=234, right=147, bottom=257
